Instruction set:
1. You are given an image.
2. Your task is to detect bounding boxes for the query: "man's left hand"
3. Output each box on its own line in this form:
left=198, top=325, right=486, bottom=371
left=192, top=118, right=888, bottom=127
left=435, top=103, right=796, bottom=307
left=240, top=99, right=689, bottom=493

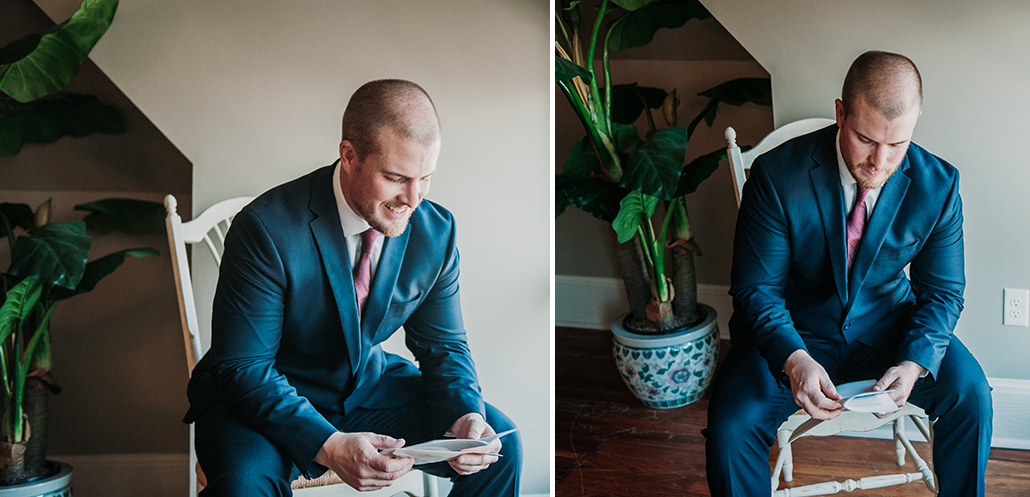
left=872, top=360, right=925, bottom=415
left=447, top=412, right=501, bottom=476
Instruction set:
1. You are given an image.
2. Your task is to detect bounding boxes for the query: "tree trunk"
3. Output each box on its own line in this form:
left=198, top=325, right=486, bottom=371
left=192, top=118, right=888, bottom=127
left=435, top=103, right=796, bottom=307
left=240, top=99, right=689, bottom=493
left=22, top=377, right=49, bottom=479
left=612, top=230, right=651, bottom=327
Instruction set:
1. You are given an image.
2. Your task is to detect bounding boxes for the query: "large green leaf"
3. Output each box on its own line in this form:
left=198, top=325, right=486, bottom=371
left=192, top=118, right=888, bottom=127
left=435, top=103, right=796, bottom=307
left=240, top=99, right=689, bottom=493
left=0, top=277, right=43, bottom=347
left=687, top=78, right=772, bottom=138
left=607, top=0, right=711, bottom=51
left=49, top=247, right=158, bottom=300
left=619, top=127, right=689, bottom=200
left=556, top=175, right=625, bottom=222
left=698, top=77, right=773, bottom=106
left=0, top=93, right=125, bottom=157
left=74, top=198, right=165, bottom=235
left=675, top=147, right=726, bottom=196
left=605, top=84, right=667, bottom=124
left=0, top=34, right=44, bottom=66
left=611, top=122, right=641, bottom=154
left=559, top=0, right=583, bottom=33
left=0, top=203, right=35, bottom=237
left=612, top=191, right=659, bottom=243
left=562, top=136, right=600, bottom=178
left=610, top=0, right=659, bottom=11
left=556, top=189, right=573, bottom=218
left=0, top=0, right=119, bottom=103
left=556, top=57, right=592, bottom=83
left=8, top=221, right=91, bottom=290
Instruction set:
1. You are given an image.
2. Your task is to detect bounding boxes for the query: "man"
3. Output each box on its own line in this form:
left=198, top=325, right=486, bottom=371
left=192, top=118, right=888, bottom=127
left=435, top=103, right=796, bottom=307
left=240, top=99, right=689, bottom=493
left=184, top=79, right=522, bottom=496
left=704, top=51, right=992, bottom=496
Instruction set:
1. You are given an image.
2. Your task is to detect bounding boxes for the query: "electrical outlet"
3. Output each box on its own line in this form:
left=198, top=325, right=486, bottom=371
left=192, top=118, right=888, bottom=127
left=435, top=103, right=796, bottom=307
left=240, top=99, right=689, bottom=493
left=1004, top=288, right=1030, bottom=327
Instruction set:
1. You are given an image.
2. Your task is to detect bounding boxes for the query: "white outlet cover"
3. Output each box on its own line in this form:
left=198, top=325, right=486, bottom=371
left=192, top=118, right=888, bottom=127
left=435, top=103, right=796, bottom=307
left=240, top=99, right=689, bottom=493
left=1003, top=288, right=1030, bottom=327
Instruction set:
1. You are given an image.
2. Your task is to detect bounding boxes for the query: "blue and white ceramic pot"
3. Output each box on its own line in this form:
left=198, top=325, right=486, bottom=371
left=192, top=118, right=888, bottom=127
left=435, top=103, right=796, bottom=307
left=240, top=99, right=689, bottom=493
left=612, top=304, right=719, bottom=409
left=0, top=462, right=72, bottom=497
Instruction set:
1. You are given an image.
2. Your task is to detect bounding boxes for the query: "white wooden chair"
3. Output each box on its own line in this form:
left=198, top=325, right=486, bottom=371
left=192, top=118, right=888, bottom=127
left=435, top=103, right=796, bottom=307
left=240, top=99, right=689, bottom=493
left=165, top=194, right=440, bottom=497
left=724, top=122, right=938, bottom=496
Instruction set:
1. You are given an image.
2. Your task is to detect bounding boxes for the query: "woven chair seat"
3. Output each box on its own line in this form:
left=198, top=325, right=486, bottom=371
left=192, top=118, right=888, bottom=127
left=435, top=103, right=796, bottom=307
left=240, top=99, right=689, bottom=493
left=291, top=469, right=345, bottom=490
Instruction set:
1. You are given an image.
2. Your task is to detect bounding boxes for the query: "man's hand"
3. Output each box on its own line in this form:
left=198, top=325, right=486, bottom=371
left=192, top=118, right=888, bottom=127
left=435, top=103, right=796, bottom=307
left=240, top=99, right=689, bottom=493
left=314, top=432, right=414, bottom=491
left=784, top=349, right=842, bottom=420
left=872, top=360, right=925, bottom=416
left=447, top=412, right=501, bottom=476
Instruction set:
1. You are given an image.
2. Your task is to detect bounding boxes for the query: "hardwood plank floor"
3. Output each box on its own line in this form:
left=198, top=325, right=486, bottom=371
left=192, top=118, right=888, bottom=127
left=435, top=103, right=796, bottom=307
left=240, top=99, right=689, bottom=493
left=556, top=326, right=1030, bottom=496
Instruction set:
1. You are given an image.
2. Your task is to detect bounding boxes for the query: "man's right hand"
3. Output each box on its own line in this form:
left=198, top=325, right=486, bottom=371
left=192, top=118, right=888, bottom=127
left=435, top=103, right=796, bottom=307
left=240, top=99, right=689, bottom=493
left=783, top=349, right=842, bottom=420
left=314, top=432, right=415, bottom=491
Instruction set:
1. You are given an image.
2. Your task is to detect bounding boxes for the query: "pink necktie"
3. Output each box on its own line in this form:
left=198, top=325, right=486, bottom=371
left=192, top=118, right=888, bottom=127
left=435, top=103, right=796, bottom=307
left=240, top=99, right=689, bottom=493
left=846, top=188, right=870, bottom=273
left=354, top=229, right=378, bottom=320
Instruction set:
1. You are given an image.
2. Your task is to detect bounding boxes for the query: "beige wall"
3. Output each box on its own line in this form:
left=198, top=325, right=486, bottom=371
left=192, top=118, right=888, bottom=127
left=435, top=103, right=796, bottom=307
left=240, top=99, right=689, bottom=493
left=702, top=0, right=1030, bottom=380
left=32, top=0, right=550, bottom=493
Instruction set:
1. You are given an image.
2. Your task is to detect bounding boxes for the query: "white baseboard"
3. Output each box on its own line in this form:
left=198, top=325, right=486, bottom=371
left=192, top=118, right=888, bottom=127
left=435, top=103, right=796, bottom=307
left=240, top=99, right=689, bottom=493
left=555, top=275, right=732, bottom=339
left=556, top=274, right=1030, bottom=450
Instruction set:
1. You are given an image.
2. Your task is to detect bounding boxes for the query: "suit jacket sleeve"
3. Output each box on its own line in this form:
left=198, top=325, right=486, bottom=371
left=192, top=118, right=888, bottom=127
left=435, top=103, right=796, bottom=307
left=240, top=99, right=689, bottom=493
left=729, top=157, right=808, bottom=377
left=897, top=171, right=964, bottom=378
left=206, top=209, right=338, bottom=473
left=403, top=214, right=484, bottom=434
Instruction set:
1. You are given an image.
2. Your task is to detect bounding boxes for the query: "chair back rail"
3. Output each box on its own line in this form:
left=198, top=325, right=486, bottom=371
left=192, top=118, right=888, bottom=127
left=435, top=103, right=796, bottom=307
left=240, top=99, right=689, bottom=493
left=726, top=118, right=835, bottom=206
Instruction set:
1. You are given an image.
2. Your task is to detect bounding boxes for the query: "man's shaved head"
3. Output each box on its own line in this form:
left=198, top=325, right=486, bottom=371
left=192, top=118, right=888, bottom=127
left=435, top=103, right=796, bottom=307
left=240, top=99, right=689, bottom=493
left=842, top=51, right=922, bottom=119
left=342, top=79, right=441, bottom=161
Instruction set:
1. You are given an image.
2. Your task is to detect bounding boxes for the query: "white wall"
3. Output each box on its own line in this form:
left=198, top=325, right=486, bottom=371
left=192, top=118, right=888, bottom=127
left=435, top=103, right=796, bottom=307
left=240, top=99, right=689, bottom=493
left=34, top=0, right=550, bottom=493
left=701, top=0, right=1030, bottom=380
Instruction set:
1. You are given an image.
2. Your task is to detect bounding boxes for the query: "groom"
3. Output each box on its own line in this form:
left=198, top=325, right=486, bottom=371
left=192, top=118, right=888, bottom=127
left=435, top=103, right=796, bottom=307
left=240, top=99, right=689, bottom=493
left=185, top=79, right=522, bottom=496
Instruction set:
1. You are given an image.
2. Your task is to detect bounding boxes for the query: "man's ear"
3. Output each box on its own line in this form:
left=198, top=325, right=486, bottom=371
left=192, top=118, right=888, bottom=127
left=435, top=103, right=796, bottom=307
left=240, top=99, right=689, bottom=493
left=339, top=141, right=358, bottom=173
left=834, top=99, right=846, bottom=128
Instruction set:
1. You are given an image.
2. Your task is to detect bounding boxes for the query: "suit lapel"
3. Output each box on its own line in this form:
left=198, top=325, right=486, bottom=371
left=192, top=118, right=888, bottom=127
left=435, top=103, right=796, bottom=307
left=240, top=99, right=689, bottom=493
left=846, top=157, right=911, bottom=307
left=307, top=165, right=364, bottom=374
left=810, top=130, right=849, bottom=308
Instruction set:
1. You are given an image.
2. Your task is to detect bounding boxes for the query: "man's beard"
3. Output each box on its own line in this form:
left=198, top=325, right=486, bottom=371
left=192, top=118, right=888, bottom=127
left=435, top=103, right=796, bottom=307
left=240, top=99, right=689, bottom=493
left=359, top=200, right=415, bottom=237
left=847, top=160, right=899, bottom=190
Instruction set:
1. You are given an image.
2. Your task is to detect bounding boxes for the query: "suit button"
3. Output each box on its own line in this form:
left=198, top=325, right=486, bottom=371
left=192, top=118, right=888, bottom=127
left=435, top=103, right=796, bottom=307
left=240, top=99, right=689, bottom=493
left=843, top=322, right=851, bottom=331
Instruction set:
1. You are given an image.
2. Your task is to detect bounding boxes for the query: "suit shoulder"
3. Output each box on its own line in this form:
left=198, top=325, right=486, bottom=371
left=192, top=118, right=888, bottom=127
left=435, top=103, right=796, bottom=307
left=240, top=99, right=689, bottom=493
left=410, top=199, right=456, bottom=235
left=906, top=142, right=959, bottom=182
left=752, top=124, right=835, bottom=176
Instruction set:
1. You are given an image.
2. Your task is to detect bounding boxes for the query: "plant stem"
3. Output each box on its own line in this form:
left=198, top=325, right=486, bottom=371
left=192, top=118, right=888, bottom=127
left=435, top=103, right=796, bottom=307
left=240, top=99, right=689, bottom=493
left=584, top=0, right=609, bottom=137
left=602, top=18, right=621, bottom=138
left=555, top=11, right=571, bottom=48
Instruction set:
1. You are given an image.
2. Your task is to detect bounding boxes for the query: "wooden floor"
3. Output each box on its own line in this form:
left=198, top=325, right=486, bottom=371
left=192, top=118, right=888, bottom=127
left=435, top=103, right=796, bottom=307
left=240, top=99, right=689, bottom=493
left=556, top=326, right=1030, bottom=496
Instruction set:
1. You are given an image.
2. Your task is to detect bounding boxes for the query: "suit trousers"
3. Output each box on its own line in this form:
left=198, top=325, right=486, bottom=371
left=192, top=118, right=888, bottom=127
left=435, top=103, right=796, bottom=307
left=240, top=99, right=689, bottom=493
left=195, top=396, right=522, bottom=497
left=703, top=335, right=992, bottom=497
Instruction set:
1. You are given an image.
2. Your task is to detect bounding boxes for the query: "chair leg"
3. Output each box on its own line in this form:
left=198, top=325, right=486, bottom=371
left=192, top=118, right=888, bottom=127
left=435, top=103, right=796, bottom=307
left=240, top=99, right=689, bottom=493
left=422, top=471, right=439, bottom=497
left=772, top=427, right=793, bottom=489
left=893, top=418, right=906, bottom=466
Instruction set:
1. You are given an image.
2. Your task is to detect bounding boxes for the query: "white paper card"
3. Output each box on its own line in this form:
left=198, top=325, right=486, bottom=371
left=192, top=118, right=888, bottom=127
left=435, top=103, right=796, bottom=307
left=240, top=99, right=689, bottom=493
left=836, top=380, right=900, bottom=414
left=381, top=428, right=518, bottom=465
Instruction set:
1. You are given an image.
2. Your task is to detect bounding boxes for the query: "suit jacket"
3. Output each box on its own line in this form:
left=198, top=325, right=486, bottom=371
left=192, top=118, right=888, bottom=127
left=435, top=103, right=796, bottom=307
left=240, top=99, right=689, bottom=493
left=729, top=124, right=964, bottom=380
left=184, top=164, right=484, bottom=474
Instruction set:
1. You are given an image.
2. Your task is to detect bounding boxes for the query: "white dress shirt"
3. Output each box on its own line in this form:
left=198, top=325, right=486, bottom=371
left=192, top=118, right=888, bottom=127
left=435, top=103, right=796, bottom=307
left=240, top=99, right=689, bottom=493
left=333, top=163, right=384, bottom=280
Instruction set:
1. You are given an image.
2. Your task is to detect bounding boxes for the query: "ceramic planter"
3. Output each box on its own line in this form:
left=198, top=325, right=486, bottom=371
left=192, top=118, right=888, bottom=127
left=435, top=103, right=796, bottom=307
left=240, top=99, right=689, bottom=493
left=612, top=304, right=720, bottom=408
left=0, top=462, right=71, bottom=497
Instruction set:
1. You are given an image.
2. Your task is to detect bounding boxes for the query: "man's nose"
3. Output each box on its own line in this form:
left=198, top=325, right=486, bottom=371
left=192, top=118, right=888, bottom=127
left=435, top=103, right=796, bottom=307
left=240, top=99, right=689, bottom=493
left=871, top=145, right=890, bottom=168
left=401, top=181, right=421, bottom=206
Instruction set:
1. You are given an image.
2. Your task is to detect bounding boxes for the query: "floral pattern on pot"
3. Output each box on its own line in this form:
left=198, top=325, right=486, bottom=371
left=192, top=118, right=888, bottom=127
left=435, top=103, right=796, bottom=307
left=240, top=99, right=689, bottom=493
left=612, top=329, right=719, bottom=409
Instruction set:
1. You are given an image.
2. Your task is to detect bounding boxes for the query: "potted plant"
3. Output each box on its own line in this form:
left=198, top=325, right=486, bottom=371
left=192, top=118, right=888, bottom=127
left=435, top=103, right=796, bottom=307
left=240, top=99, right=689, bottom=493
left=0, top=0, right=164, bottom=490
left=554, top=0, right=771, bottom=408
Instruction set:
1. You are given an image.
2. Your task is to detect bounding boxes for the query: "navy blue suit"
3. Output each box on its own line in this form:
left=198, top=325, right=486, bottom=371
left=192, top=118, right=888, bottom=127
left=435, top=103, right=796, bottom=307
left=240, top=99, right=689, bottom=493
left=704, top=125, right=991, bottom=496
left=185, top=164, right=521, bottom=496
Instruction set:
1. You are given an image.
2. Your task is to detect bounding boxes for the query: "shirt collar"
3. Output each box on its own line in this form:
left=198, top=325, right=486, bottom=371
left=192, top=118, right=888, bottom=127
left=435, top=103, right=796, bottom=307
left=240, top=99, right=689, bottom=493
left=836, top=129, right=858, bottom=188
left=333, top=161, right=371, bottom=238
